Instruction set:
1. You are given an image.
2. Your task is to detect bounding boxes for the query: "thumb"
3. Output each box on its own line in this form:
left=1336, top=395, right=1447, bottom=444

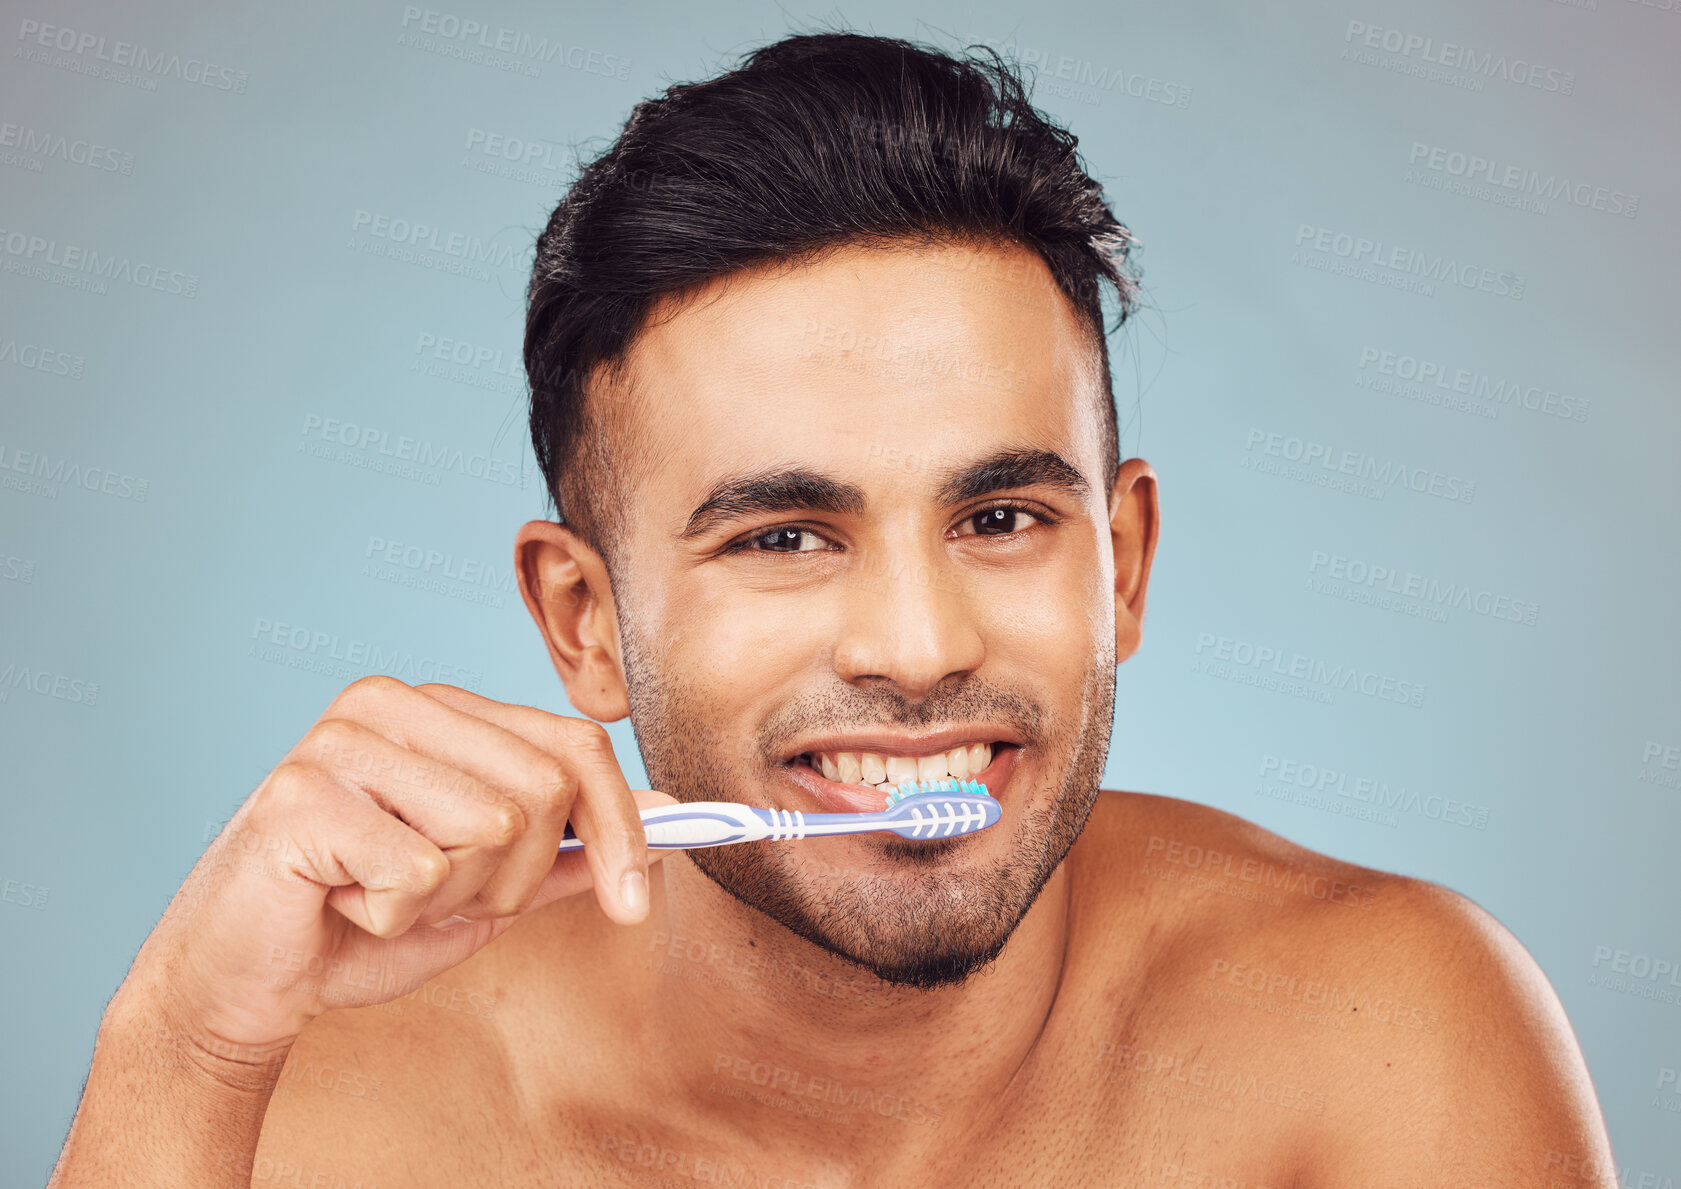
left=515, top=789, right=679, bottom=920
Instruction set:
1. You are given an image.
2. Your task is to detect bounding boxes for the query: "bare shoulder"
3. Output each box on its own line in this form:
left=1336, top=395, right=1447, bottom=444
left=1073, top=790, right=1616, bottom=1186
left=1070, top=788, right=1396, bottom=926
left=252, top=949, right=523, bottom=1186
left=251, top=893, right=630, bottom=1186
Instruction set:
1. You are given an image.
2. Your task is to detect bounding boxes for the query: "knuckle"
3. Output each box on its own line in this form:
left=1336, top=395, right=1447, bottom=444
left=309, top=716, right=365, bottom=761
left=357, top=673, right=408, bottom=696
left=488, top=798, right=526, bottom=846
left=557, top=717, right=613, bottom=754
left=336, top=673, right=408, bottom=712
left=531, top=757, right=572, bottom=812
left=618, top=807, right=648, bottom=843
left=262, top=761, right=319, bottom=808
left=409, top=851, right=451, bottom=893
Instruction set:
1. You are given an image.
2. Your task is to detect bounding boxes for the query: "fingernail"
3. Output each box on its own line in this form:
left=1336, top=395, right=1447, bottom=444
left=619, top=869, right=648, bottom=917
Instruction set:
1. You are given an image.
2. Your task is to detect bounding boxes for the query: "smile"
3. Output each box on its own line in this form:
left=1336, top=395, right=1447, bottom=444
left=780, top=733, right=1023, bottom=814
left=797, top=742, right=997, bottom=794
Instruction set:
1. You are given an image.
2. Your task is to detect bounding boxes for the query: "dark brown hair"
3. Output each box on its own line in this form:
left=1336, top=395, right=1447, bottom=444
left=525, top=30, right=1142, bottom=574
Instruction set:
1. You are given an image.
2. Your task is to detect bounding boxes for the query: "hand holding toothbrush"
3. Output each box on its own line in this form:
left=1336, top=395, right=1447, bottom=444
left=104, top=679, right=681, bottom=1067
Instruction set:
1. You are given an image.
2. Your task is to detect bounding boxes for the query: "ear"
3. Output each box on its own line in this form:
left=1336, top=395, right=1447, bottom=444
left=514, top=520, right=629, bottom=722
left=1109, top=458, right=1160, bottom=666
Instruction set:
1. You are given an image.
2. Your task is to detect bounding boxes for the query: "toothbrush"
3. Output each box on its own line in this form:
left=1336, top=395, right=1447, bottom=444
left=556, top=778, right=999, bottom=852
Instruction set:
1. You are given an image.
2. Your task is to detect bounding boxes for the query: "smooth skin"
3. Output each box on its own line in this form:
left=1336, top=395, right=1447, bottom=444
left=50, top=241, right=1615, bottom=1188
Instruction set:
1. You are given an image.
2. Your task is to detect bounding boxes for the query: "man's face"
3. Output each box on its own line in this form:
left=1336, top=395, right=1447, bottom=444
left=602, top=240, right=1129, bottom=989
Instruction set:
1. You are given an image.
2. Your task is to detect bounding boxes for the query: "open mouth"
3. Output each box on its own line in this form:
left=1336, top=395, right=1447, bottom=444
left=782, top=740, right=1022, bottom=813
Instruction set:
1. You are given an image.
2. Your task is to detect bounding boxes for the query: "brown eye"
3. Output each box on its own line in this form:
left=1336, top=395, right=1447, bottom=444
left=743, top=528, right=826, bottom=553
left=957, top=505, right=1042, bottom=538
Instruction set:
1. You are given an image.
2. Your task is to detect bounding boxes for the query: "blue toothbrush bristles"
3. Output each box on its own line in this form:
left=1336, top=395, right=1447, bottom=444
left=883, top=777, right=991, bottom=807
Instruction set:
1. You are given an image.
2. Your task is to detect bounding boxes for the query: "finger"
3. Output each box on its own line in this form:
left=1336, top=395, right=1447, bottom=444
left=412, top=684, right=672, bottom=924
left=319, top=678, right=595, bottom=918
left=414, top=792, right=678, bottom=955
left=295, top=718, right=529, bottom=924
left=251, top=762, right=451, bottom=939
left=499, top=790, right=681, bottom=918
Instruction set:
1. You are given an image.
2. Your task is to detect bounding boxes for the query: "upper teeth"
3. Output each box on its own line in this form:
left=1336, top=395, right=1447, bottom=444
left=811, top=743, right=993, bottom=789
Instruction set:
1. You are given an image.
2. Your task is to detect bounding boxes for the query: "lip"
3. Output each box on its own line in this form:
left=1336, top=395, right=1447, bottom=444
left=778, top=726, right=1027, bottom=766
left=781, top=742, right=1022, bottom=814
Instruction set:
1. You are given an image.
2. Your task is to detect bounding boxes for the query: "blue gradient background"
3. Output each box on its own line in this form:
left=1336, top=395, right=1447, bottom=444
left=2, top=0, right=1678, bottom=1182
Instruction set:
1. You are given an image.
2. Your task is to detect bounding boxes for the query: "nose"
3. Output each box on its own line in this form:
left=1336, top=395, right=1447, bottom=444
left=826, top=543, right=985, bottom=697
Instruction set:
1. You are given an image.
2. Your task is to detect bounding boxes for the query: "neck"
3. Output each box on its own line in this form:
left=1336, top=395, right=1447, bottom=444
left=641, top=850, right=1073, bottom=1164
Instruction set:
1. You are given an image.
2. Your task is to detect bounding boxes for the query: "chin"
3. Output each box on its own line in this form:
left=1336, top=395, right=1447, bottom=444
left=685, top=798, right=1051, bottom=992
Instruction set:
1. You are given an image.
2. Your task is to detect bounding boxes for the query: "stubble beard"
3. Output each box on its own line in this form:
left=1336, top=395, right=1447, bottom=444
left=617, top=617, right=1116, bottom=990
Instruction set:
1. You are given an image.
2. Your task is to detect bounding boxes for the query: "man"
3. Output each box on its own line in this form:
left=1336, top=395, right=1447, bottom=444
left=51, top=31, right=1615, bottom=1188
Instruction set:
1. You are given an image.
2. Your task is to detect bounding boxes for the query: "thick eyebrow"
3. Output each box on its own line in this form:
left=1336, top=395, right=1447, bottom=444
left=677, top=446, right=1091, bottom=541
left=934, top=447, right=1091, bottom=506
left=679, top=469, right=867, bottom=540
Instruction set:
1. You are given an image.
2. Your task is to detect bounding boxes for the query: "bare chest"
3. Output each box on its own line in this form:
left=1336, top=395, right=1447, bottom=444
left=258, top=935, right=1326, bottom=1187
left=439, top=1020, right=1310, bottom=1188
